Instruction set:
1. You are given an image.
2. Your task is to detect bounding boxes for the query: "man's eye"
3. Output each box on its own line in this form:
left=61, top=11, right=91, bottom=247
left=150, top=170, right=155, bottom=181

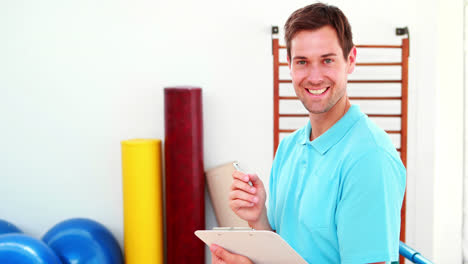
left=297, top=60, right=307, bottom=65
left=324, top=58, right=333, bottom=64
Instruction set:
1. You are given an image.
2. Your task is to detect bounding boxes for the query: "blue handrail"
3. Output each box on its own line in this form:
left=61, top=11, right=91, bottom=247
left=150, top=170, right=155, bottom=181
left=399, top=241, right=434, bottom=264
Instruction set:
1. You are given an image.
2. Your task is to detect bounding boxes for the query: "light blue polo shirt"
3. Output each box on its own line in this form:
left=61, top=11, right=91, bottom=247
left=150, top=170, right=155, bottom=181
left=267, top=105, right=406, bottom=264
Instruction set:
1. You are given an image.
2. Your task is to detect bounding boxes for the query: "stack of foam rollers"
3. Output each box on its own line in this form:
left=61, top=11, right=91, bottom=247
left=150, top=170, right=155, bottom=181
left=121, top=87, right=205, bottom=264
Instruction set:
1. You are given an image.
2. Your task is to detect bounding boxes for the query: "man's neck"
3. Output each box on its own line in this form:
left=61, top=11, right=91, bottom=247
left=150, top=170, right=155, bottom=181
left=309, top=97, right=351, bottom=141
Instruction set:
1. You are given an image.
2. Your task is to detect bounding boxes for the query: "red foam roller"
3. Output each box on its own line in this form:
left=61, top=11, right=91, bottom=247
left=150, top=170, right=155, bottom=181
left=164, top=87, right=204, bottom=264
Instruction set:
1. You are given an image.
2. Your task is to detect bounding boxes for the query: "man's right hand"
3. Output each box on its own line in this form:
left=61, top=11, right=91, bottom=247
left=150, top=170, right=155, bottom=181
left=229, top=171, right=271, bottom=230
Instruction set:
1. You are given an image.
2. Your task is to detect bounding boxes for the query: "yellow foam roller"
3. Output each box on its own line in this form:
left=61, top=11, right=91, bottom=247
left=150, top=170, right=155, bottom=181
left=121, top=139, right=163, bottom=264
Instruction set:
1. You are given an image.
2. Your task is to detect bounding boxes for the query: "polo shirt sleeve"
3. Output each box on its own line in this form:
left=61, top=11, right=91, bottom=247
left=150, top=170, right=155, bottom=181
left=335, top=148, right=406, bottom=264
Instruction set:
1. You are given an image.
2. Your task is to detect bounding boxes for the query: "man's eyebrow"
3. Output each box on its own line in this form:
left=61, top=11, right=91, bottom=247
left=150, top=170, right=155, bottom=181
left=292, top=56, right=308, bottom=60
left=292, top=53, right=337, bottom=60
left=321, top=53, right=337, bottom=57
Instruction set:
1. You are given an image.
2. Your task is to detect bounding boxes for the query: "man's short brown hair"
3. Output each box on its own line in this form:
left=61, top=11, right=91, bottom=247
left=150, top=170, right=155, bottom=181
left=284, top=3, right=354, bottom=60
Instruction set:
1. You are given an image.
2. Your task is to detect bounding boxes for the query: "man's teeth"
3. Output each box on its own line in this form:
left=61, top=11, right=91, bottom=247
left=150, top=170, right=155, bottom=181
left=308, top=87, right=327, bottom=95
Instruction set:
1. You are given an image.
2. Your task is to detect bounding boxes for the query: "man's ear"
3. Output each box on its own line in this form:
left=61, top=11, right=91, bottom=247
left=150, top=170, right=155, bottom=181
left=347, top=46, right=357, bottom=74
left=287, top=55, right=292, bottom=70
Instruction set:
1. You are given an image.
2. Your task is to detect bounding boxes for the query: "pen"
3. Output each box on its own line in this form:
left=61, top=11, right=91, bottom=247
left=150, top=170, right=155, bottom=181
left=233, top=162, right=253, bottom=186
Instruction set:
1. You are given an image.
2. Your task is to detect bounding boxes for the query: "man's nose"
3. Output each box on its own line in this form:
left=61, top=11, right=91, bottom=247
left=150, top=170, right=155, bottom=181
left=305, top=65, right=324, bottom=85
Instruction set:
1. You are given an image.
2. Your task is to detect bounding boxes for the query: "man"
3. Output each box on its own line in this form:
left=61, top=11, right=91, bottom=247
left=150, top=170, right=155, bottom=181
left=211, top=3, right=406, bottom=264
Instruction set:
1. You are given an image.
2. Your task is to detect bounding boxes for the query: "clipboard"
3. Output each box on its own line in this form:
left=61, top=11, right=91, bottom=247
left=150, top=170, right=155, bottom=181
left=195, top=228, right=308, bottom=264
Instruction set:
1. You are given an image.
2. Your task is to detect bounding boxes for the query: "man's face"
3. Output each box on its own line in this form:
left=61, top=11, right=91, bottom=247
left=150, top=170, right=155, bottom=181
left=288, top=26, right=356, bottom=114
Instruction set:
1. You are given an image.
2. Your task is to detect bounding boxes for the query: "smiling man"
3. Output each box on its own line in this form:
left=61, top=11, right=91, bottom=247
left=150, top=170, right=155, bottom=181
left=211, top=3, right=406, bottom=264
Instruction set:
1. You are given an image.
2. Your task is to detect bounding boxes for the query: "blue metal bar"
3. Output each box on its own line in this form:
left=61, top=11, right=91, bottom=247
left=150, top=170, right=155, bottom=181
left=399, top=241, right=434, bottom=264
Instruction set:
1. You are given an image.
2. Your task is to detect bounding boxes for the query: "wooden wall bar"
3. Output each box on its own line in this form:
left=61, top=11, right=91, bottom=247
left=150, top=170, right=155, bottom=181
left=272, top=37, right=410, bottom=263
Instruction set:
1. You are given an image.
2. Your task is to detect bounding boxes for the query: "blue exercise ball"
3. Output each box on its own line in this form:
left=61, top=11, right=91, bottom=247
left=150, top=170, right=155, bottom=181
left=0, top=219, right=22, bottom=235
left=0, top=233, right=62, bottom=264
left=42, top=218, right=123, bottom=264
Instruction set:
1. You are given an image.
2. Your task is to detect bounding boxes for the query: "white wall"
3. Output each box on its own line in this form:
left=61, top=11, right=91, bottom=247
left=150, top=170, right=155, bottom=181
left=434, top=1, right=465, bottom=263
left=407, top=0, right=436, bottom=260
left=0, top=0, right=463, bottom=263
left=433, top=0, right=464, bottom=263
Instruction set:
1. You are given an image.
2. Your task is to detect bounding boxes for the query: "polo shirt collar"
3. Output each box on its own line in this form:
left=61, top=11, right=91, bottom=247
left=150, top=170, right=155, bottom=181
left=299, top=105, right=364, bottom=155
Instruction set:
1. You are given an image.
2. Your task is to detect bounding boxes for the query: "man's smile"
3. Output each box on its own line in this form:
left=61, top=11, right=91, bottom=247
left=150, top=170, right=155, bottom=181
left=305, top=86, right=329, bottom=96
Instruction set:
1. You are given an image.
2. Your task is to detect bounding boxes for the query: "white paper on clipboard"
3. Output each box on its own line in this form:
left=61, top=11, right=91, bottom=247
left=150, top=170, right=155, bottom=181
left=194, top=229, right=308, bottom=264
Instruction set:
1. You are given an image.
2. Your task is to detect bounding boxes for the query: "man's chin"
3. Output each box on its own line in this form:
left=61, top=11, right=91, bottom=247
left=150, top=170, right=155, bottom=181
left=306, top=105, right=331, bottom=114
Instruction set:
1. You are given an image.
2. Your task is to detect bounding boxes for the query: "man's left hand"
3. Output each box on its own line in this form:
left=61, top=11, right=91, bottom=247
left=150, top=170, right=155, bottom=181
left=210, top=244, right=253, bottom=264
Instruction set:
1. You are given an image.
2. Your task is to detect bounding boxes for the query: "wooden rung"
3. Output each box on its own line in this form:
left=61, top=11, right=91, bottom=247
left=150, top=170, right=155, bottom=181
left=279, top=62, right=401, bottom=66
left=279, top=96, right=298, bottom=100
left=348, top=80, right=402, bottom=83
left=279, top=114, right=308, bottom=117
left=367, top=114, right=402, bottom=117
left=279, top=113, right=402, bottom=118
left=356, top=62, right=402, bottom=66
left=350, top=97, right=402, bottom=100
left=279, top=129, right=296, bottom=133
left=279, top=129, right=401, bottom=134
left=280, top=62, right=402, bottom=66
left=279, top=96, right=402, bottom=100
left=279, top=80, right=402, bottom=83
left=279, top=44, right=402, bottom=49
left=356, top=45, right=402, bottom=48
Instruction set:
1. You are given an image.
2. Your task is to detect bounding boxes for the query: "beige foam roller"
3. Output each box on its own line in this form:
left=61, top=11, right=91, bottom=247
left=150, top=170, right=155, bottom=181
left=206, top=162, right=249, bottom=227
